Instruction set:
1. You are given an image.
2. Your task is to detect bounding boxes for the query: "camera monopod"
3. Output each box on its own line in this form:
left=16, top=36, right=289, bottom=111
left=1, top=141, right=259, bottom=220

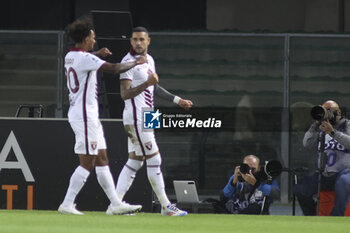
left=316, top=132, right=327, bottom=216
left=258, top=160, right=283, bottom=215
left=256, top=161, right=308, bottom=215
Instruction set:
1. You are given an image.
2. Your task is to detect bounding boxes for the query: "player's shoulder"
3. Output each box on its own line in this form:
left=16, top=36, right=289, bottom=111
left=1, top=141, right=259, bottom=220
left=146, top=54, right=155, bottom=65
left=66, top=50, right=91, bottom=59
left=86, top=52, right=103, bottom=63
left=65, top=50, right=85, bottom=63
left=82, top=51, right=99, bottom=59
left=121, top=53, right=135, bottom=63
left=65, top=50, right=82, bottom=58
left=146, top=54, right=154, bottom=61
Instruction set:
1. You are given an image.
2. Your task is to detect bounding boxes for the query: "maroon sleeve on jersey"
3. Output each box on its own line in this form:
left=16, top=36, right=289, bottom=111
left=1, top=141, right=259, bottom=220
left=97, top=61, right=107, bottom=72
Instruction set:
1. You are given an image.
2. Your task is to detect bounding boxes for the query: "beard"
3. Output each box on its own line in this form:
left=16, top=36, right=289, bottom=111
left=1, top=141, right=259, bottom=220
left=133, top=47, right=146, bottom=55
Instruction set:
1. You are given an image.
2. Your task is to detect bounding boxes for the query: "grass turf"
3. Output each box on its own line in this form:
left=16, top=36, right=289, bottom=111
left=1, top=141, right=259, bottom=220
left=0, top=210, right=349, bottom=233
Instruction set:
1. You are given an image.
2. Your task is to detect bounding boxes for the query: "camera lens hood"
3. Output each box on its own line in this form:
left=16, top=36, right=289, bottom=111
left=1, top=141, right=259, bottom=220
left=239, top=163, right=251, bottom=174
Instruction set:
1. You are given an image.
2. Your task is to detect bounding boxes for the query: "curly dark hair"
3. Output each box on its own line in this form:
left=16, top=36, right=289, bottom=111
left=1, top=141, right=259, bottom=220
left=66, top=17, right=94, bottom=43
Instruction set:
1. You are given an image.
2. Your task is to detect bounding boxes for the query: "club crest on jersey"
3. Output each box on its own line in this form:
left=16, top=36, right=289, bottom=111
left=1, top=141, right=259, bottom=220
left=90, top=141, right=97, bottom=150
left=145, top=141, right=152, bottom=150
left=143, top=110, right=161, bottom=129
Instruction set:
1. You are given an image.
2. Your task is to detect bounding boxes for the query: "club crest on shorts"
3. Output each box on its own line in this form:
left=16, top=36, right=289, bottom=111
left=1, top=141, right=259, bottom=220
left=90, top=141, right=97, bottom=150
left=143, top=109, right=161, bottom=129
left=145, top=141, right=152, bottom=150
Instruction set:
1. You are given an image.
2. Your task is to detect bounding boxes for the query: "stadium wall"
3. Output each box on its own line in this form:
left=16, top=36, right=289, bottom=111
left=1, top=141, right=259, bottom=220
left=207, top=0, right=345, bottom=32
left=0, top=118, right=152, bottom=211
left=1, top=0, right=349, bottom=32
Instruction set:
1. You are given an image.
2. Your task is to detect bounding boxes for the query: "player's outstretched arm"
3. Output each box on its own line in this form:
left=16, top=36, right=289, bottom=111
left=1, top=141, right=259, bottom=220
left=100, top=56, right=147, bottom=74
left=154, top=84, right=193, bottom=110
left=92, top=47, right=112, bottom=57
left=120, top=73, right=158, bottom=100
left=154, top=84, right=175, bottom=102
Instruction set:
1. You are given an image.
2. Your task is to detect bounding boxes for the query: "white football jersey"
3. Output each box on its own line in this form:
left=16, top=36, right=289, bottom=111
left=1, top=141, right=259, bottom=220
left=64, top=48, right=106, bottom=122
left=120, top=52, right=155, bottom=125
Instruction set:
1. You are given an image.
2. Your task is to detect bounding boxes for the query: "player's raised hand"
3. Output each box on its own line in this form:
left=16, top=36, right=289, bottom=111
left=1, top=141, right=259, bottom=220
left=94, top=47, right=112, bottom=57
left=147, top=73, right=159, bottom=86
left=178, top=99, right=193, bottom=110
left=135, top=56, right=147, bottom=65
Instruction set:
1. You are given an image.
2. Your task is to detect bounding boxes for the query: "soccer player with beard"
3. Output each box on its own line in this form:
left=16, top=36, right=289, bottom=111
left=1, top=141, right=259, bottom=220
left=107, top=26, right=193, bottom=216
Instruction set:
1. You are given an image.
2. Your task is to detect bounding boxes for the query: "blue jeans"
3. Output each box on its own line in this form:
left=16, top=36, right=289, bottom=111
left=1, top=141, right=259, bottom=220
left=294, top=168, right=350, bottom=216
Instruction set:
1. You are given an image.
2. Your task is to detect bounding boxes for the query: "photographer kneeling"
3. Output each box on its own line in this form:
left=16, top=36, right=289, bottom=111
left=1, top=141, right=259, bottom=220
left=294, top=100, right=350, bottom=216
left=221, top=155, right=280, bottom=214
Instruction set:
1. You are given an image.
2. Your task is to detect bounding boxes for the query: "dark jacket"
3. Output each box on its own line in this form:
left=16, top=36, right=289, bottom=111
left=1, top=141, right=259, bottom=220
left=221, top=174, right=280, bottom=214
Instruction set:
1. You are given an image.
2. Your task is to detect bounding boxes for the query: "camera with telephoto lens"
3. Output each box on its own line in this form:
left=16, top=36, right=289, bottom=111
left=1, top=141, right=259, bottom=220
left=310, top=105, right=337, bottom=125
left=238, top=163, right=250, bottom=182
left=254, top=160, right=283, bottom=182
left=239, top=163, right=251, bottom=174
left=239, top=160, right=283, bottom=182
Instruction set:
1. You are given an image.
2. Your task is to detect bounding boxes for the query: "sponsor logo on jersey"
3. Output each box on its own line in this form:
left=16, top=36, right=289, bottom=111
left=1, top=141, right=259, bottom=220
left=91, top=57, right=99, bottom=63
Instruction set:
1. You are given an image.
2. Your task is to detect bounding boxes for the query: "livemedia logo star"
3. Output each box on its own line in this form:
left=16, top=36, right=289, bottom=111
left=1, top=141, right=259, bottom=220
left=143, top=109, right=162, bottom=129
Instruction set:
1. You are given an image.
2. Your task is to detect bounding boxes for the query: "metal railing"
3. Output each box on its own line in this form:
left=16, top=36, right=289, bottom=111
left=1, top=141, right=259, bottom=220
left=0, top=30, right=65, bottom=118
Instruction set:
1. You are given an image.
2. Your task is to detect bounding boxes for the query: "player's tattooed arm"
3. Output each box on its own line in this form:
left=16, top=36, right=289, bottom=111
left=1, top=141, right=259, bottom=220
left=100, top=56, right=147, bottom=74
left=120, top=73, right=158, bottom=100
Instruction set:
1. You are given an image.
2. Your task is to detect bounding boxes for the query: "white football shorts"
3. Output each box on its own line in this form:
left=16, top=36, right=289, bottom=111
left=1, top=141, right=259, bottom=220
left=70, top=120, right=107, bottom=155
left=124, top=125, right=159, bottom=156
